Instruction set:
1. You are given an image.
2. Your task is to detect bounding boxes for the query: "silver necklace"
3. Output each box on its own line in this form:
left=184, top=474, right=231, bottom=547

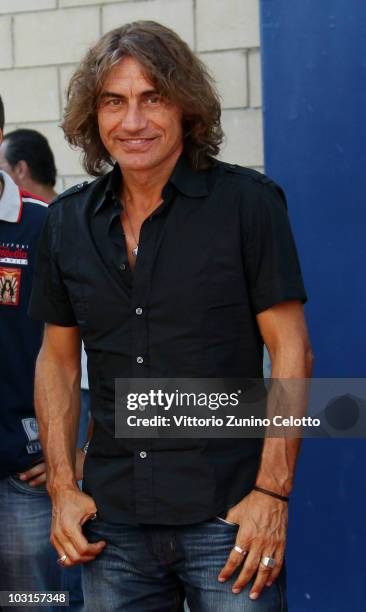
left=124, top=206, right=139, bottom=257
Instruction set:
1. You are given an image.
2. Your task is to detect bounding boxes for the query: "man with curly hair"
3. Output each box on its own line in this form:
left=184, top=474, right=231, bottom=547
left=29, top=21, right=312, bottom=612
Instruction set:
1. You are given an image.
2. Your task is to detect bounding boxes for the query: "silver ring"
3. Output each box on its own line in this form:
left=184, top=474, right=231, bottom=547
left=233, top=545, right=247, bottom=556
left=57, top=554, right=67, bottom=565
left=261, top=556, right=276, bottom=568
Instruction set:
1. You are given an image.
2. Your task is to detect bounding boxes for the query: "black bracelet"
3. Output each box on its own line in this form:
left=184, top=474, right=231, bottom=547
left=253, top=486, right=289, bottom=503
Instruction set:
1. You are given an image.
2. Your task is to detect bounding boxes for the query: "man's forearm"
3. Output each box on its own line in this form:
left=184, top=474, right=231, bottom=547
left=255, top=341, right=313, bottom=496
left=34, top=346, right=81, bottom=495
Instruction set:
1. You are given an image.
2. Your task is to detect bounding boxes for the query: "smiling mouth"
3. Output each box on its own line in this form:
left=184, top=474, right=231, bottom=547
left=120, top=138, right=156, bottom=144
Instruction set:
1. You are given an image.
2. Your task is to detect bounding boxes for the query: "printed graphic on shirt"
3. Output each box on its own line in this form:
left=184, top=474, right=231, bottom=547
left=21, top=417, right=39, bottom=442
left=0, top=267, right=21, bottom=306
left=26, top=441, right=42, bottom=455
left=0, top=242, right=29, bottom=265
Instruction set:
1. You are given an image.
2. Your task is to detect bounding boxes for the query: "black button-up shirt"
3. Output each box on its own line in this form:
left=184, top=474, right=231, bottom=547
left=29, top=155, right=307, bottom=525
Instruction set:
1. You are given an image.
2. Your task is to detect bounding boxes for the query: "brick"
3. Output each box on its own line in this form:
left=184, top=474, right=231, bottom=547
left=196, top=0, right=259, bottom=51
left=0, top=0, right=56, bottom=14
left=60, top=0, right=124, bottom=5
left=14, top=8, right=100, bottom=67
left=249, top=49, right=262, bottom=108
left=0, top=68, right=59, bottom=123
left=0, top=16, right=12, bottom=69
left=17, top=122, right=85, bottom=176
left=200, top=51, right=247, bottom=109
left=220, top=109, right=263, bottom=167
left=103, top=0, right=194, bottom=48
left=59, top=65, right=78, bottom=103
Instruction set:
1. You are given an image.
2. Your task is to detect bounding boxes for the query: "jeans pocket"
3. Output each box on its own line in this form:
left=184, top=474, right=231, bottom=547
left=82, top=516, right=119, bottom=540
left=8, top=474, right=48, bottom=496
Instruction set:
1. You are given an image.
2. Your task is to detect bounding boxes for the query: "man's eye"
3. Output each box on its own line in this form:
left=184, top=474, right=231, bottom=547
left=102, top=98, right=123, bottom=108
left=146, top=94, right=161, bottom=104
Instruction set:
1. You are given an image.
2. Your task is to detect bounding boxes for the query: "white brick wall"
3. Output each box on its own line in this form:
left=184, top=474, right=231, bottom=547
left=0, top=16, right=12, bottom=69
left=14, top=8, right=100, bottom=67
left=196, top=0, right=260, bottom=51
left=0, top=0, right=263, bottom=190
left=200, top=51, right=248, bottom=109
left=61, top=0, right=124, bottom=6
left=1, top=68, right=59, bottom=123
left=249, top=49, right=262, bottom=108
left=221, top=109, right=263, bottom=167
left=102, top=0, right=194, bottom=48
left=59, top=65, right=78, bottom=101
left=0, top=0, right=56, bottom=14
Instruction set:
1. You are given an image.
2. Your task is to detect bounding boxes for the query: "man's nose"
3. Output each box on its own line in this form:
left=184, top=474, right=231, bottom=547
left=122, top=102, right=147, bottom=132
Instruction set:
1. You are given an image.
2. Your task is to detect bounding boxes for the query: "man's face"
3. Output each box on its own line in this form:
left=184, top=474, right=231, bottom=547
left=97, top=56, right=184, bottom=174
left=0, top=140, right=16, bottom=181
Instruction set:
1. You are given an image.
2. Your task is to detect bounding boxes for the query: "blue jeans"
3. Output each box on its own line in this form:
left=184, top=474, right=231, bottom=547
left=82, top=517, right=287, bottom=612
left=0, top=475, right=83, bottom=612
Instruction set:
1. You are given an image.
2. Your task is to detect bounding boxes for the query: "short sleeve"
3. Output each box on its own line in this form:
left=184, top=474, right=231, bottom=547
left=240, top=180, right=307, bottom=314
left=28, top=205, right=77, bottom=326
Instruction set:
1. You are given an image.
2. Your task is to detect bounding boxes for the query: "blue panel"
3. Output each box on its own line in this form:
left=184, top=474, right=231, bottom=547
left=260, top=0, right=366, bottom=377
left=260, top=1, right=366, bottom=609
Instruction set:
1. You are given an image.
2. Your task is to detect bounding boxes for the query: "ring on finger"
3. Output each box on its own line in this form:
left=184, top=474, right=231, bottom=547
left=233, top=545, right=247, bottom=556
left=57, top=554, right=68, bottom=566
left=261, top=556, right=276, bottom=568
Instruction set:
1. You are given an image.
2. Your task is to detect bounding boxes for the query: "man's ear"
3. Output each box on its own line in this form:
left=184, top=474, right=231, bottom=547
left=13, top=159, right=30, bottom=181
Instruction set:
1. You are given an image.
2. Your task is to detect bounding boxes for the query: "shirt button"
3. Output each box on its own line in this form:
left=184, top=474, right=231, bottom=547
left=139, top=451, right=147, bottom=459
left=136, top=356, right=144, bottom=364
left=120, top=263, right=126, bottom=271
left=135, top=307, right=143, bottom=315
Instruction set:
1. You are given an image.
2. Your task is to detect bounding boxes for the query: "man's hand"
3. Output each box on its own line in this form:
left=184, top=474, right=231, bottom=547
left=218, top=490, right=288, bottom=600
left=18, top=449, right=87, bottom=487
left=50, top=485, right=106, bottom=566
left=18, top=461, right=48, bottom=487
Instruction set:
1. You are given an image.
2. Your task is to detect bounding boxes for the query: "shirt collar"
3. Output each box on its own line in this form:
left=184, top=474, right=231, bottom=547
left=169, top=153, right=209, bottom=198
left=93, top=164, right=122, bottom=215
left=0, top=171, right=23, bottom=223
left=93, top=153, right=209, bottom=216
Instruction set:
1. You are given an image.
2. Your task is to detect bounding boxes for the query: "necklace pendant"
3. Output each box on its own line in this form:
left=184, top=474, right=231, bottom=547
left=132, top=246, right=138, bottom=257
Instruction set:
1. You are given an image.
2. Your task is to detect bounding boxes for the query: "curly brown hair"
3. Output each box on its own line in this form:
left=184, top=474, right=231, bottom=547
left=62, top=21, right=223, bottom=176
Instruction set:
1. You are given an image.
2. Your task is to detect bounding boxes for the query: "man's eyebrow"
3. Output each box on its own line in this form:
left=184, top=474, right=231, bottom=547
left=99, top=88, right=159, bottom=100
left=100, top=91, right=126, bottom=100
left=139, top=88, right=160, bottom=96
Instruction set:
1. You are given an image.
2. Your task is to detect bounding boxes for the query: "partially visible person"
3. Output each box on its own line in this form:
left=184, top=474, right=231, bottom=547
left=0, top=98, right=84, bottom=611
left=0, top=126, right=90, bottom=447
left=0, top=128, right=57, bottom=202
